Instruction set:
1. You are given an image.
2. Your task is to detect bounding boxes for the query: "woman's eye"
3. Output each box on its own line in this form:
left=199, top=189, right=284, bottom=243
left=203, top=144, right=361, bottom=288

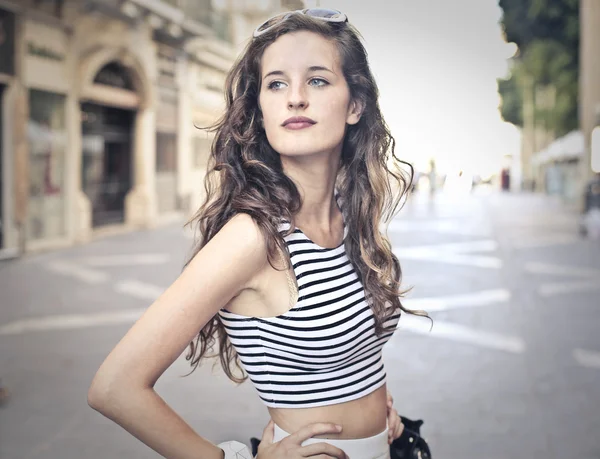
left=309, top=78, right=328, bottom=87
left=267, top=81, right=285, bottom=90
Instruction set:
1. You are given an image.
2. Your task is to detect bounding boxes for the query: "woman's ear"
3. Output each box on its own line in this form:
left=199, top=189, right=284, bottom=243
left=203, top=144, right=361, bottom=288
left=346, top=99, right=364, bottom=126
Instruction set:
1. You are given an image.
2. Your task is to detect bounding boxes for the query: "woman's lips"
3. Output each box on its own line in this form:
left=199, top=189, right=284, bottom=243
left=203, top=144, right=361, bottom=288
left=282, top=116, right=317, bottom=130
left=283, top=121, right=316, bottom=130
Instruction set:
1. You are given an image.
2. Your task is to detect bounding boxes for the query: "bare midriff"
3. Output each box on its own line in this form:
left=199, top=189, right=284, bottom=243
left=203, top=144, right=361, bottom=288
left=267, top=383, right=388, bottom=439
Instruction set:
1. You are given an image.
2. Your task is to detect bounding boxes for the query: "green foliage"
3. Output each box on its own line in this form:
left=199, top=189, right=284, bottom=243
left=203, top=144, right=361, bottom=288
left=500, top=0, right=580, bottom=49
left=497, top=0, right=579, bottom=136
left=498, top=73, right=523, bottom=127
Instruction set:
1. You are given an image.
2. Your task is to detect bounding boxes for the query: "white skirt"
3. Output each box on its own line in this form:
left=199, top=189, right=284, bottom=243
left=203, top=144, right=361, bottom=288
left=273, top=422, right=391, bottom=459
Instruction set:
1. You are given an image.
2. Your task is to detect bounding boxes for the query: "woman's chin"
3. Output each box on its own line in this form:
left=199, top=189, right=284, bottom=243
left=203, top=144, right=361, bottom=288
left=276, top=145, right=340, bottom=159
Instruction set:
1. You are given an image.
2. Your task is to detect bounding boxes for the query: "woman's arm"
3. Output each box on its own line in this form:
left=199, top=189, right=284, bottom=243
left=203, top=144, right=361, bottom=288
left=87, top=214, right=268, bottom=459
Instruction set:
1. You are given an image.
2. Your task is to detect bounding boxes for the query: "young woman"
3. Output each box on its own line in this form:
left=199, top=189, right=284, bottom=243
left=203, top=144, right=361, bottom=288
left=88, top=8, right=427, bottom=459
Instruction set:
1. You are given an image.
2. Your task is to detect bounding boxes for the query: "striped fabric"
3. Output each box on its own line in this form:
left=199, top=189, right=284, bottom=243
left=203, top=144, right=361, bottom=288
left=218, top=194, right=401, bottom=408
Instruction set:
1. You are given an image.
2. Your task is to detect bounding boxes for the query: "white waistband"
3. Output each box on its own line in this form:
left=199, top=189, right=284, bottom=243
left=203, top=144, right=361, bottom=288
left=272, top=422, right=390, bottom=459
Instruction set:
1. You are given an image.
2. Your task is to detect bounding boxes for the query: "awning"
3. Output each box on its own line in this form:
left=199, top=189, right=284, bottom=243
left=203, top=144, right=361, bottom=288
left=532, top=130, right=584, bottom=165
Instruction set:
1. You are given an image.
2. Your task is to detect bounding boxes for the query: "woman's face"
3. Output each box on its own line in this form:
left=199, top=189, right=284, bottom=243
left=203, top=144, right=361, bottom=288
left=258, top=30, right=361, bottom=159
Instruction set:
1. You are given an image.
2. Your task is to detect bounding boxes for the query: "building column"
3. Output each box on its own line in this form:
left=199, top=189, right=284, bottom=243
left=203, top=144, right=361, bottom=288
left=12, top=81, right=28, bottom=253
left=125, top=106, right=157, bottom=228
left=580, top=0, right=600, bottom=204
left=72, top=96, right=92, bottom=243
left=177, top=55, right=192, bottom=216
left=520, top=75, right=536, bottom=191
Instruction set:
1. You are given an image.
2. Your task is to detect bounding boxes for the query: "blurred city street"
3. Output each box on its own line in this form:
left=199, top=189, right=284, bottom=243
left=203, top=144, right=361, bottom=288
left=1, top=188, right=599, bottom=459
left=1, top=0, right=600, bottom=458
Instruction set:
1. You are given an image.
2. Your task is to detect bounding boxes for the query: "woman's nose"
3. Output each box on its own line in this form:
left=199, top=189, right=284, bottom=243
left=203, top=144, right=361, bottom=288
left=287, top=85, right=308, bottom=110
left=288, top=99, right=307, bottom=109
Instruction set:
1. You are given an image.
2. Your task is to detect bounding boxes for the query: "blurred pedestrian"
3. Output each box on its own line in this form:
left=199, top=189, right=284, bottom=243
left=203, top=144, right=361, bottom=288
left=428, top=158, right=437, bottom=197
left=581, top=172, right=600, bottom=238
left=0, top=380, right=9, bottom=406
left=87, top=8, right=430, bottom=459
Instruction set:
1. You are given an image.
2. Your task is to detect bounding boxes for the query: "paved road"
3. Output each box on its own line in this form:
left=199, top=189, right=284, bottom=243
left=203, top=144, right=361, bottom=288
left=1, top=189, right=599, bottom=459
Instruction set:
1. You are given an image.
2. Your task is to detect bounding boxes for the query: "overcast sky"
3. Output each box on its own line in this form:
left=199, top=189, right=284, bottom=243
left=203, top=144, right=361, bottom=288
left=301, top=0, right=521, bottom=175
left=216, top=0, right=523, bottom=175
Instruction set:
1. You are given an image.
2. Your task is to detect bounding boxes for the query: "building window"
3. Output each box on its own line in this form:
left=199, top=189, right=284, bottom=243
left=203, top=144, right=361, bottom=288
left=0, top=8, right=16, bottom=76
left=156, top=132, right=177, bottom=172
left=30, top=0, right=64, bottom=18
left=181, top=0, right=232, bottom=42
left=193, top=135, right=212, bottom=169
left=281, top=0, right=304, bottom=10
left=28, top=89, right=66, bottom=240
left=94, top=61, right=135, bottom=91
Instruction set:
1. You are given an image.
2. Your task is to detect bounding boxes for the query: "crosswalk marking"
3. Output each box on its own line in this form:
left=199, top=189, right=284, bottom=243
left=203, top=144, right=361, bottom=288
left=510, top=234, right=580, bottom=249
left=395, top=240, right=503, bottom=269
left=538, top=279, right=600, bottom=296
left=573, top=348, right=600, bottom=369
left=80, top=254, right=170, bottom=267
left=45, top=260, right=108, bottom=285
left=399, top=240, right=499, bottom=253
left=394, top=241, right=503, bottom=269
left=403, top=289, right=510, bottom=312
left=524, top=262, right=600, bottom=278
left=394, top=314, right=526, bottom=354
left=523, top=262, right=600, bottom=296
left=386, top=219, right=491, bottom=237
left=115, top=280, right=166, bottom=301
left=0, top=309, right=146, bottom=336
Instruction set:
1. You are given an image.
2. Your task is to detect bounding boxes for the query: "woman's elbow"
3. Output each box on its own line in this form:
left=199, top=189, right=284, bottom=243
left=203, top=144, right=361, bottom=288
left=87, top=374, right=111, bottom=412
left=87, top=371, right=127, bottom=414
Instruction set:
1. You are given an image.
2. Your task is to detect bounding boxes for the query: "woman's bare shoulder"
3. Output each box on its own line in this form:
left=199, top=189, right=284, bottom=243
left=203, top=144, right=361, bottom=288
left=88, top=213, right=271, bottom=396
left=202, top=213, right=268, bottom=265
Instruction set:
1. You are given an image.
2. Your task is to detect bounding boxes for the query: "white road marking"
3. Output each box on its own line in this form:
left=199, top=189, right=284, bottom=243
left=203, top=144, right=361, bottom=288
left=395, top=240, right=503, bottom=269
left=386, top=219, right=490, bottom=237
left=44, top=260, right=108, bottom=285
left=538, top=279, right=600, bottom=297
left=80, top=254, right=170, bottom=267
left=511, top=234, right=579, bottom=249
left=525, top=262, right=600, bottom=296
left=427, top=252, right=503, bottom=269
left=115, top=280, right=166, bottom=301
left=400, top=240, right=499, bottom=253
left=396, top=315, right=526, bottom=354
left=573, top=348, right=600, bottom=369
left=404, top=289, right=511, bottom=312
left=0, top=309, right=146, bottom=336
left=524, top=262, right=600, bottom=278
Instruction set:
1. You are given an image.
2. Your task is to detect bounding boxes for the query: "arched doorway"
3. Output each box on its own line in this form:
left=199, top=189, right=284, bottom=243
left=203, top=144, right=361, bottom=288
left=81, top=60, right=136, bottom=227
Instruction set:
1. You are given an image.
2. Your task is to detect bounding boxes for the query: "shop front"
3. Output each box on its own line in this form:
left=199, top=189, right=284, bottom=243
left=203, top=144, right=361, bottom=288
left=0, top=6, right=15, bottom=257
left=81, top=61, right=136, bottom=227
left=81, top=101, right=134, bottom=226
left=155, top=44, right=179, bottom=215
left=75, top=31, right=157, bottom=238
left=27, top=89, right=68, bottom=241
left=23, top=19, right=70, bottom=249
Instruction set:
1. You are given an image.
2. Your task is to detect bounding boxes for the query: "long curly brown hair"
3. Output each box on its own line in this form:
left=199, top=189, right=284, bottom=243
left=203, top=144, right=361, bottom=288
left=184, top=13, right=429, bottom=383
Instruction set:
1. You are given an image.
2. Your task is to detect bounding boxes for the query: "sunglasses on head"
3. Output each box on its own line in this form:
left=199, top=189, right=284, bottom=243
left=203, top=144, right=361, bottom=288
left=253, top=8, right=348, bottom=38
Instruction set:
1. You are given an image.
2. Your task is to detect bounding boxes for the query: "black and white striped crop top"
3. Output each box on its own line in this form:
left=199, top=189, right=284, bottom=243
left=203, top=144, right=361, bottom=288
left=217, top=196, right=401, bottom=408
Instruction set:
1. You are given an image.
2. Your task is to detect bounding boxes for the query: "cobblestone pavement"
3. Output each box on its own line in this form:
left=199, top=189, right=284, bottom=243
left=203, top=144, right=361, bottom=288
left=1, top=189, right=599, bottom=459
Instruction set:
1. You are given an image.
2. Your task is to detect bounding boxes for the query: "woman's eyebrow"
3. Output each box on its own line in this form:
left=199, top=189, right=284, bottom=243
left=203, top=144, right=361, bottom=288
left=307, top=65, right=334, bottom=74
left=263, top=70, right=286, bottom=81
left=262, top=65, right=335, bottom=81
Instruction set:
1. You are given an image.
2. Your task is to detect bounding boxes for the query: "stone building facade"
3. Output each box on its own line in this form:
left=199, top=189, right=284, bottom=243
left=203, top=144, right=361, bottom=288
left=580, top=0, right=600, bottom=184
left=0, top=0, right=295, bottom=258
